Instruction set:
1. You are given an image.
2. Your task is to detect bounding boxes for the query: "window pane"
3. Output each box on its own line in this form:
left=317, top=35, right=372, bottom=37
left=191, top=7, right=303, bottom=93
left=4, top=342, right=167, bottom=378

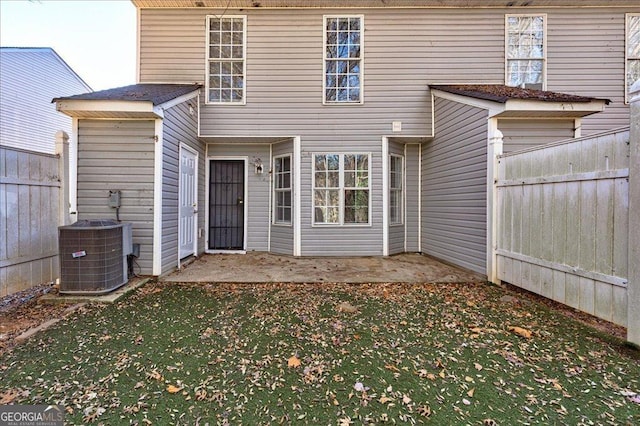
left=209, top=19, right=220, bottom=31
left=628, top=60, right=640, bottom=91
left=315, top=155, right=327, bottom=171
left=507, top=15, right=544, bottom=88
left=344, top=171, right=355, bottom=187
left=315, top=172, right=326, bottom=188
left=327, top=154, right=340, bottom=170
left=629, top=16, right=640, bottom=57
left=327, top=171, right=339, bottom=188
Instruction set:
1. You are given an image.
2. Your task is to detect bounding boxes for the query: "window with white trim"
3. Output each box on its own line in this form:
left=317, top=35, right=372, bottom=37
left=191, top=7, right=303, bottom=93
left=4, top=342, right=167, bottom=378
left=207, top=15, right=246, bottom=104
left=273, top=155, right=292, bottom=224
left=313, top=153, right=369, bottom=224
left=389, top=155, right=403, bottom=225
left=627, top=13, right=640, bottom=102
left=324, top=16, right=363, bottom=104
left=506, top=15, right=546, bottom=90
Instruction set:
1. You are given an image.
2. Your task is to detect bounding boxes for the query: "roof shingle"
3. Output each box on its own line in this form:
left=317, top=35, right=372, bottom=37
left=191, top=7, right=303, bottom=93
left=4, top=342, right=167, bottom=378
left=53, top=83, right=201, bottom=105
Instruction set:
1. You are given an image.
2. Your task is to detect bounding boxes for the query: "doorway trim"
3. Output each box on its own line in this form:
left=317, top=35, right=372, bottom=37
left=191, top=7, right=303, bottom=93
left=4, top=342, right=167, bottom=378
left=205, top=156, right=248, bottom=253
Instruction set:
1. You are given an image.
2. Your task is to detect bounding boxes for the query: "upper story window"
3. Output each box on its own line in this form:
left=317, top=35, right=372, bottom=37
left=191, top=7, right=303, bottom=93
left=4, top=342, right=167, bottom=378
left=206, top=15, right=246, bottom=104
left=313, top=153, right=370, bottom=225
left=506, top=15, right=546, bottom=90
left=627, top=14, right=640, bottom=102
left=273, top=155, right=292, bottom=224
left=324, top=16, right=364, bottom=104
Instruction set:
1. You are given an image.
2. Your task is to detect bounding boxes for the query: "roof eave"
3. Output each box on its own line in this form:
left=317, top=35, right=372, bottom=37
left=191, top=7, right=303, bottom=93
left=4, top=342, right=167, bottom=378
left=55, top=99, right=162, bottom=119
left=493, top=98, right=609, bottom=118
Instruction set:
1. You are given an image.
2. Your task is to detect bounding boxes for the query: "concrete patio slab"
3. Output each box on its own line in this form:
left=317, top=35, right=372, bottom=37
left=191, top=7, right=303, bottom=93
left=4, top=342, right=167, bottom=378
left=161, top=252, right=484, bottom=283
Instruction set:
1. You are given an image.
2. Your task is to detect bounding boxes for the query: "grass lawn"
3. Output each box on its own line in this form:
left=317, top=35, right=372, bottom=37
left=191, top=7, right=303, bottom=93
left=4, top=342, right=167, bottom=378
left=1, top=281, right=639, bottom=425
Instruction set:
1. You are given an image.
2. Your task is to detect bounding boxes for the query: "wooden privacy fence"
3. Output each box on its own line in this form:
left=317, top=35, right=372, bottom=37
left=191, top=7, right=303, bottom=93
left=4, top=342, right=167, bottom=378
left=495, top=127, right=630, bottom=326
left=0, top=132, right=70, bottom=296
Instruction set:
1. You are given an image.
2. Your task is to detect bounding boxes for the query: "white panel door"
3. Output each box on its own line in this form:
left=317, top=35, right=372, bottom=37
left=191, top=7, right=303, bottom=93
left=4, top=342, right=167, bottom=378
left=179, top=146, right=197, bottom=259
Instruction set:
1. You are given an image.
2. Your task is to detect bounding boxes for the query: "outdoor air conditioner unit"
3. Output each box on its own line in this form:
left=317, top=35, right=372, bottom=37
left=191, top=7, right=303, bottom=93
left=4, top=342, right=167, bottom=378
left=58, top=219, right=133, bottom=295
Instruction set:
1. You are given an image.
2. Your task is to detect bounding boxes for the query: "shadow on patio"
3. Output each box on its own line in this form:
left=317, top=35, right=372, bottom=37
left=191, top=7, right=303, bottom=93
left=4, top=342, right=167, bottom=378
left=161, top=252, right=485, bottom=284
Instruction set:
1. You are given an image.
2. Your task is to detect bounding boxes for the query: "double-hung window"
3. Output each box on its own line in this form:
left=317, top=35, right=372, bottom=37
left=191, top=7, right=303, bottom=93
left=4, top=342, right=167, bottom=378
left=207, top=15, right=246, bottom=104
left=324, top=16, right=363, bottom=104
left=627, top=14, right=640, bottom=102
left=389, top=155, right=403, bottom=225
left=313, top=153, right=370, bottom=225
left=506, top=15, right=546, bottom=90
left=273, top=155, right=292, bottom=224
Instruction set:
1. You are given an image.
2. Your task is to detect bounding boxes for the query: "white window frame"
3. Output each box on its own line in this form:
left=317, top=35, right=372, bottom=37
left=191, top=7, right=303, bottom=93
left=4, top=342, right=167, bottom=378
left=323, top=15, right=365, bottom=105
left=389, top=154, right=404, bottom=226
left=626, top=13, right=640, bottom=104
left=505, top=14, right=547, bottom=90
left=206, top=15, right=247, bottom=105
left=312, top=153, right=371, bottom=226
left=273, top=154, right=292, bottom=225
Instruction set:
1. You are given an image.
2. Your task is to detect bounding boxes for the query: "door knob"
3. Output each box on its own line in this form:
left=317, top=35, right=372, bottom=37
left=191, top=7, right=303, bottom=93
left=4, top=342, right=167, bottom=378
left=237, top=197, right=244, bottom=205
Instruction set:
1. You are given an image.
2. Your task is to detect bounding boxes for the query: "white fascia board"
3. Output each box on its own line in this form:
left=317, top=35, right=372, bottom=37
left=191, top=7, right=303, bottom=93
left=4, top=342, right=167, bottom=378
left=494, top=99, right=608, bottom=117
left=431, top=89, right=504, bottom=116
left=56, top=99, right=161, bottom=117
left=156, top=90, right=201, bottom=111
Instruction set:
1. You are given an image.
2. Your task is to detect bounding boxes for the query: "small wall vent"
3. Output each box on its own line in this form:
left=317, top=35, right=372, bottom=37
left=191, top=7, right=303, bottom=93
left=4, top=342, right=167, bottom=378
left=59, top=220, right=133, bottom=295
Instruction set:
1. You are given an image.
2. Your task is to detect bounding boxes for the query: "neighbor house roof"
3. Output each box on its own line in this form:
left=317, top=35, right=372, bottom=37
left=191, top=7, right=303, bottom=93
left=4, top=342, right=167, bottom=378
left=132, top=1, right=640, bottom=8
left=53, top=83, right=201, bottom=119
left=429, top=84, right=610, bottom=118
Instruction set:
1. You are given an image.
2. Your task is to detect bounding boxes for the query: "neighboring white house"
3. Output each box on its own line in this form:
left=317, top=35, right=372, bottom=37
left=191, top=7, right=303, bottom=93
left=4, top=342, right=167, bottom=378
left=0, top=47, right=92, bottom=213
left=0, top=47, right=91, bottom=295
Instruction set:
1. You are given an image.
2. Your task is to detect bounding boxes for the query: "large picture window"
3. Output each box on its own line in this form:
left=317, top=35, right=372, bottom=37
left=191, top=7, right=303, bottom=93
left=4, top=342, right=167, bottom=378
left=207, top=15, right=246, bottom=104
left=506, top=15, right=546, bottom=90
left=324, top=16, right=363, bottom=104
left=273, top=155, right=292, bottom=224
left=389, top=155, right=403, bottom=225
left=313, top=153, right=369, bottom=225
left=627, top=14, right=640, bottom=102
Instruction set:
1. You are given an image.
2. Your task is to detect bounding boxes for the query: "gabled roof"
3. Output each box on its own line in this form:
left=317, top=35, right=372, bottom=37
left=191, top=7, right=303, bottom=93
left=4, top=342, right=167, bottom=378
left=430, top=84, right=610, bottom=105
left=132, top=1, right=639, bottom=8
left=53, top=83, right=202, bottom=119
left=53, top=83, right=201, bottom=106
left=429, top=84, right=609, bottom=118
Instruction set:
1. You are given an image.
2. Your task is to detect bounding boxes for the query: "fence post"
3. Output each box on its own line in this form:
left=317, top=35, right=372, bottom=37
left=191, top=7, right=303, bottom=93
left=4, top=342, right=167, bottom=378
left=56, top=130, right=70, bottom=227
left=628, top=81, right=640, bottom=347
left=487, top=120, right=503, bottom=284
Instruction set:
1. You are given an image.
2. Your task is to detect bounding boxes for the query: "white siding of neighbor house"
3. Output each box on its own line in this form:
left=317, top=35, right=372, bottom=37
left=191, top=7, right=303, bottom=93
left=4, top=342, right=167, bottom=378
left=405, top=144, right=421, bottom=253
left=207, top=144, right=271, bottom=252
left=499, top=119, right=577, bottom=153
left=76, top=120, right=156, bottom=275
left=422, top=98, right=488, bottom=274
left=139, top=7, right=639, bottom=138
left=388, top=141, right=405, bottom=255
left=161, top=100, right=204, bottom=275
left=0, top=48, right=91, bottom=154
left=270, top=140, right=294, bottom=255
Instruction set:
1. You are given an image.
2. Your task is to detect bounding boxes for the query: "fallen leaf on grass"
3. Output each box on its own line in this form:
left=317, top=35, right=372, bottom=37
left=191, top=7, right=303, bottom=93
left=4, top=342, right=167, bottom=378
left=287, top=355, right=301, bottom=368
left=417, top=405, right=432, bottom=417
left=467, top=388, right=475, bottom=397
left=166, top=384, right=182, bottom=393
left=336, top=301, right=358, bottom=313
left=508, top=326, right=532, bottom=339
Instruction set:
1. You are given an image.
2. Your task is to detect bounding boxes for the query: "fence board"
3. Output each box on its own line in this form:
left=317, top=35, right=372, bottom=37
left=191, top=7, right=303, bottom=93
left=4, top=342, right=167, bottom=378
left=0, top=146, right=62, bottom=296
left=496, top=128, right=630, bottom=326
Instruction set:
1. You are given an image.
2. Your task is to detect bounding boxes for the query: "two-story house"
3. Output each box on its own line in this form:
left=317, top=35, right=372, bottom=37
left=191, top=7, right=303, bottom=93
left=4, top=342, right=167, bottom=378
left=54, top=1, right=640, bottom=278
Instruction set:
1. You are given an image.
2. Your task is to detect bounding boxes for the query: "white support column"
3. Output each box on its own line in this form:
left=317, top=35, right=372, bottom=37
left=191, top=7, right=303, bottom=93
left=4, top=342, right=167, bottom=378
left=382, top=137, right=389, bottom=256
left=55, top=130, right=71, bottom=226
left=152, top=119, right=164, bottom=276
left=293, top=136, right=302, bottom=256
left=487, top=118, right=503, bottom=284
left=627, top=81, right=640, bottom=347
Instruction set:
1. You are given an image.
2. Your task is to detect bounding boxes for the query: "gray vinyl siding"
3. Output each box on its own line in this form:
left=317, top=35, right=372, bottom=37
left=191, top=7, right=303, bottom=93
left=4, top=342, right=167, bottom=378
left=388, top=141, right=405, bottom=255
left=161, top=100, right=203, bottom=275
left=207, top=144, right=271, bottom=252
left=270, top=140, right=294, bottom=255
left=405, top=144, right=421, bottom=252
left=76, top=120, right=156, bottom=275
left=138, top=7, right=639, bottom=138
left=0, top=48, right=90, bottom=155
left=499, top=119, right=577, bottom=154
left=422, top=98, right=488, bottom=275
